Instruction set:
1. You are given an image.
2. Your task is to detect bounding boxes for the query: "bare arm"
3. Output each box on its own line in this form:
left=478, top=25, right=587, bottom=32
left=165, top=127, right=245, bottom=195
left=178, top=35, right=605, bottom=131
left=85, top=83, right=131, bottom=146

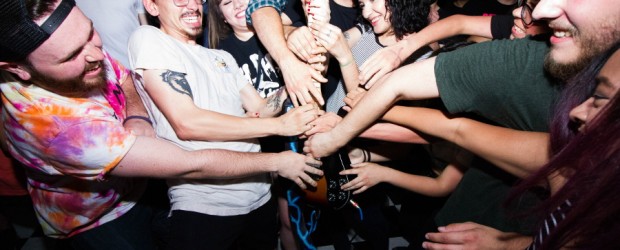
left=304, top=57, right=439, bottom=158
left=359, top=15, right=493, bottom=87
left=112, top=136, right=323, bottom=189
left=384, top=106, right=549, bottom=178
left=250, top=6, right=327, bottom=106
left=239, top=84, right=288, bottom=118
left=423, top=222, right=533, bottom=250
left=142, top=69, right=319, bottom=140
left=340, top=162, right=464, bottom=196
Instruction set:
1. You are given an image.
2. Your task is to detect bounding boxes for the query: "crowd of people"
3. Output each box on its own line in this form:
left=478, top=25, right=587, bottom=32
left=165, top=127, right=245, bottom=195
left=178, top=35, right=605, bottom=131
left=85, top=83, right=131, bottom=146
left=0, top=0, right=618, bottom=249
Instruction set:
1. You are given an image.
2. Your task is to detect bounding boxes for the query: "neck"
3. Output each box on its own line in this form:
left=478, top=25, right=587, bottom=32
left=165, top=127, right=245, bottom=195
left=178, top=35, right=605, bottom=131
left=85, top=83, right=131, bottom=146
left=233, top=29, right=255, bottom=42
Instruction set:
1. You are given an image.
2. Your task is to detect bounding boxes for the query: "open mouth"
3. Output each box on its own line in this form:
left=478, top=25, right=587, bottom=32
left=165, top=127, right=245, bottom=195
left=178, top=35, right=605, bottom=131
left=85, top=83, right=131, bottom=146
left=181, top=12, right=201, bottom=24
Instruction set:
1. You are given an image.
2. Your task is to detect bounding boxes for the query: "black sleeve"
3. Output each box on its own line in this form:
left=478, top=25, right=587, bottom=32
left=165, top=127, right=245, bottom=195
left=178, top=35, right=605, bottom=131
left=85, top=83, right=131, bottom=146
left=490, top=15, right=514, bottom=40
left=282, top=0, right=305, bottom=27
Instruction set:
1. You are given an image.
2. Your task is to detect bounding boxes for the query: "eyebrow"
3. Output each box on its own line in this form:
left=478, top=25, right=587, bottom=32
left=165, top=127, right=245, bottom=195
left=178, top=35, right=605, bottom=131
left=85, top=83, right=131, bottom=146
left=59, top=21, right=94, bottom=62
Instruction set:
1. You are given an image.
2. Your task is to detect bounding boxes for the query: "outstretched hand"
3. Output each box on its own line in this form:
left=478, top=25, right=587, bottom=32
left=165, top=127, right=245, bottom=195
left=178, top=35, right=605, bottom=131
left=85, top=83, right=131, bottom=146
left=342, top=87, right=367, bottom=112
left=339, top=162, right=386, bottom=194
left=422, top=222, right=532, bottom=250
left=276, top=151, right=324, bottom=189
left=280, top=55, right=327, bottom=107
left=358, top=43, right=404, bottom=88
left=278, top=104, right=323, bottom=136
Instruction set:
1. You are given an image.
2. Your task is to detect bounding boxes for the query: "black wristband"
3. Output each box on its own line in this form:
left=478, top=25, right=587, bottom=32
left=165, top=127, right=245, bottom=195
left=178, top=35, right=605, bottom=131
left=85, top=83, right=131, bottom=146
left=123, top=115, right=152, bottom=125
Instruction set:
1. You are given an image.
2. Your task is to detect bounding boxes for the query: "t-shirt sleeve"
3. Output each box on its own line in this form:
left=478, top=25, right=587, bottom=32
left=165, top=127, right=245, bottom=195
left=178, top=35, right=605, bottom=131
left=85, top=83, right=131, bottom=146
left=434, top=37, right=551, bottom=130
left=128, top=27, right=186, bottom=74
left=490, top=15, right=513, bottom=40
left=47, top=120, right=136, bottom=181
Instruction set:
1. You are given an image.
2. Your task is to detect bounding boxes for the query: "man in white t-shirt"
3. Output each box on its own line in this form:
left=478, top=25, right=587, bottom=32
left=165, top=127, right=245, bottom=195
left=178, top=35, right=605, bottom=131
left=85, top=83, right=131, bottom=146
left=129, top=0, right=322, bottom=249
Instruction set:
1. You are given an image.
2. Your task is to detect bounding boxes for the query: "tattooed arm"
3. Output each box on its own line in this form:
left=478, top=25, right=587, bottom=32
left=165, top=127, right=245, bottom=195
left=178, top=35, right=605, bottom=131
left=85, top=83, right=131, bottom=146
left=239, top=84, right=288, bottom=118
left=141, top=69, right=321, bottom=141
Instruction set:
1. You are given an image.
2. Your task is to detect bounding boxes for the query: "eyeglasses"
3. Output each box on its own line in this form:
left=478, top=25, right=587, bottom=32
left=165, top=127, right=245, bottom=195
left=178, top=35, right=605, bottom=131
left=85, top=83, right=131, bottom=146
left=173, top=0, right=206, bottom=7
left=517, top=0, right=534, bottom=28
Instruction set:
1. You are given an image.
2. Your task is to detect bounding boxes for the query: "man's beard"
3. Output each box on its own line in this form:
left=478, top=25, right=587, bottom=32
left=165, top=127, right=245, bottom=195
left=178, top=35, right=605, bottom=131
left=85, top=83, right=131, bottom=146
left=27, top=62, right=108, bottom=97
left=545, top=22, right=620, bottom=81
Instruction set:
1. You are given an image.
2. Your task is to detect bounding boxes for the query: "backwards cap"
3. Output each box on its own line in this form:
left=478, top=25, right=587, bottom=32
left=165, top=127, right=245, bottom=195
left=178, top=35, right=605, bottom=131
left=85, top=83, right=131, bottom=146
left=0, top=0, right=75, bottom=62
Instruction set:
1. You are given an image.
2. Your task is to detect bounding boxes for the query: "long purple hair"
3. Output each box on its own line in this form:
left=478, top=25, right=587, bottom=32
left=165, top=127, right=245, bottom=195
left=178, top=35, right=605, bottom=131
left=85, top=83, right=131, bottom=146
left=513, top=43, right=620, bottom=249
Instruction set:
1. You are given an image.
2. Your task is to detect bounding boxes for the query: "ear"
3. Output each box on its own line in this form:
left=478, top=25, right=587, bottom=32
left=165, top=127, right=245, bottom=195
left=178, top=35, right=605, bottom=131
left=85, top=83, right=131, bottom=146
left=143, top=0, right=160, bottom=17
left=0, top=62, right=31, bottom=81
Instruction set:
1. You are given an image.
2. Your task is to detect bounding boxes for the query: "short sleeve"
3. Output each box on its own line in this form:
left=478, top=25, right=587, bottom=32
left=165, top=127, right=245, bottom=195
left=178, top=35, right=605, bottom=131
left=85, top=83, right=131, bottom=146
left=47, top=120, right=136, bottom=181
left=490, top=15, right=513, bottom=40
left=246, top=0, right=287, bottom=25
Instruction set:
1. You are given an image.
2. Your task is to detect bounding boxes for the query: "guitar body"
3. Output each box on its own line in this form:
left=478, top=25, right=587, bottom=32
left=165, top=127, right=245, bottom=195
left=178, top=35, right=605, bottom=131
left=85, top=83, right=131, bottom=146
left=303, top=148, right=353, bottom=210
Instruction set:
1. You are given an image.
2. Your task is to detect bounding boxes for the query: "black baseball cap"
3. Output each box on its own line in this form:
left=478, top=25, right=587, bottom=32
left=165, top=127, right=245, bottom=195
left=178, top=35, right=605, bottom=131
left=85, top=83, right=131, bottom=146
left=0, top=0, right=75, bottom=62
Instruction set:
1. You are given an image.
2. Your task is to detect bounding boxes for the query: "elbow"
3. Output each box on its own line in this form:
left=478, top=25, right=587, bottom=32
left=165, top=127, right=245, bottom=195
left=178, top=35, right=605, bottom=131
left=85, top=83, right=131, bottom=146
left=172, top=121, right=199, bottom=141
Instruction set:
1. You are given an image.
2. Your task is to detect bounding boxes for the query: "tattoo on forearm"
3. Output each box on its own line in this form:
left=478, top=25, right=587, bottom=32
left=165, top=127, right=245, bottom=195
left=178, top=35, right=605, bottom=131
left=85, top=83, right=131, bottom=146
left=343, top=31, right=350, bottom=41
left=160, top=70, right=193, bottom=99
left=266, top=87, right=286, bottom=112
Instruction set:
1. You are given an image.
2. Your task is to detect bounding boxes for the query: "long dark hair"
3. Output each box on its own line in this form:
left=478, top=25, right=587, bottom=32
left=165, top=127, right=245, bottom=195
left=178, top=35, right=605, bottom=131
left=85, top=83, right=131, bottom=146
left=513, top=43, right=620, bottom=249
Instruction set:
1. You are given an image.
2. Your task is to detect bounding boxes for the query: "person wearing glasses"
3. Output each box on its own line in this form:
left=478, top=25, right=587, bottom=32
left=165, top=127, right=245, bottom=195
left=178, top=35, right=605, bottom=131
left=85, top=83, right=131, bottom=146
left=128, top=0, right=325, bottom=249
left=0, top=0, right=327, bottom=249
left=305, top=0, right=620, bottom=247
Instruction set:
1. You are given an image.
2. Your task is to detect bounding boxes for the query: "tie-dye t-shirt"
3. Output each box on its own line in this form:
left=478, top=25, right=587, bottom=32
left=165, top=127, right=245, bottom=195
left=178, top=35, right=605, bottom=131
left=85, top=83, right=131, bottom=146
left=0, top=52, right=143, bottom=238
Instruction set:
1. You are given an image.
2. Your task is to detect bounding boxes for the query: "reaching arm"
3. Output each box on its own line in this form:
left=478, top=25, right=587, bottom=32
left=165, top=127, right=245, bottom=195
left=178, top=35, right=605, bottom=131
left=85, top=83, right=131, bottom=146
left=384, top=105, right=549, bottom=178
left=359, top=15, right=493, bottom=87
left=239, top=85, right=288, bottom=118
left=304, top=57, right=439, bottom=158
left=423, top=222, right=533, bottom=250
left=141, top=69, right=319, bottom=140
left=340, top=162, right=464, bottom=196
left=250, top=6, right=327, bottom=106
left=113, top=136, right=323, bottom=189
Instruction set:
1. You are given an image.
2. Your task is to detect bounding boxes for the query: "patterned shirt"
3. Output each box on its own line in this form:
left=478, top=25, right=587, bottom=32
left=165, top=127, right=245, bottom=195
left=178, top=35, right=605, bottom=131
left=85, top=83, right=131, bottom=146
left=246, top=0, right=287, bottom=25
left=0, top=52, right=143, bottom=238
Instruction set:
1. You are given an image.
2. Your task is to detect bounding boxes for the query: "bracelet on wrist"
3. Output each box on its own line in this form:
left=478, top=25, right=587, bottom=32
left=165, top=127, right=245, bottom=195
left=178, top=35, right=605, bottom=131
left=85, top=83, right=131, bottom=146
left=123, top=115, right=152, bottom=125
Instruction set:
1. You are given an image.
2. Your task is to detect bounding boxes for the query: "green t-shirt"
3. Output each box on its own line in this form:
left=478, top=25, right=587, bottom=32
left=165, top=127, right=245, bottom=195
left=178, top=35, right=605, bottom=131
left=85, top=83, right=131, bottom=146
left=432, top=36, right=559, bottom=234
left=435, top=36, right=560, bottom=132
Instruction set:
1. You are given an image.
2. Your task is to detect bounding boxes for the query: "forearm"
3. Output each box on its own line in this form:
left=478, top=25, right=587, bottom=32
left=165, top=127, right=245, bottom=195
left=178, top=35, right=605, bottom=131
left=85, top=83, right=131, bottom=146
left=397, top=15, right=493, bottom=60
left=359, top=122, right=428, bottom=144
left=172, top=110, right=283, bottom=141
left=251, top=7, right=296, bottom=65
left=382, top=166, right=454, bottom=197
left=252, top=87, right=287, bottom=118
left=384, top=106, right=549, bottom=178
left=114, top=136, right=277, bottom=179
left=454, top=119, right=549, bottom=178
left=338, top=53, right=360, bottom=93
left=331, top=61, right=438, bottom=145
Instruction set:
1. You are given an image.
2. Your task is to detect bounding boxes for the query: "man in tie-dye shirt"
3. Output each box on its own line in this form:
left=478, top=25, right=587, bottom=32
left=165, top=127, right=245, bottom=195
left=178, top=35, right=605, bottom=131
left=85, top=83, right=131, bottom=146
left=0, top=0, right=322, bottom=248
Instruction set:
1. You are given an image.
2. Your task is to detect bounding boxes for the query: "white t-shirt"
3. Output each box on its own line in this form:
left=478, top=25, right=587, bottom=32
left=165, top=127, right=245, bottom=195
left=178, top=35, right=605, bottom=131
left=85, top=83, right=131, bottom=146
left=76, top=0, right=145, bottom=68
left=128, top=26, right=270, bottom=216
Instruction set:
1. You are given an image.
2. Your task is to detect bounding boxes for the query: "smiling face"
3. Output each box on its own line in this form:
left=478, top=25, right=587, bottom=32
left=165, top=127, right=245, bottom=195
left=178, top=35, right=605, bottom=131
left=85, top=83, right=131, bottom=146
left=533, top=0, right=620, bottom=80
left=219, top=0, right=251, bottom=38
left=569, top=49, right=620, bottom=132
left=148, top=0, right=203, bottom=43
left=23, top=6, right=107, bottom=96
left=360, top=0, right=392, bottom=36
left=510, top=0, right=550, bottom=39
